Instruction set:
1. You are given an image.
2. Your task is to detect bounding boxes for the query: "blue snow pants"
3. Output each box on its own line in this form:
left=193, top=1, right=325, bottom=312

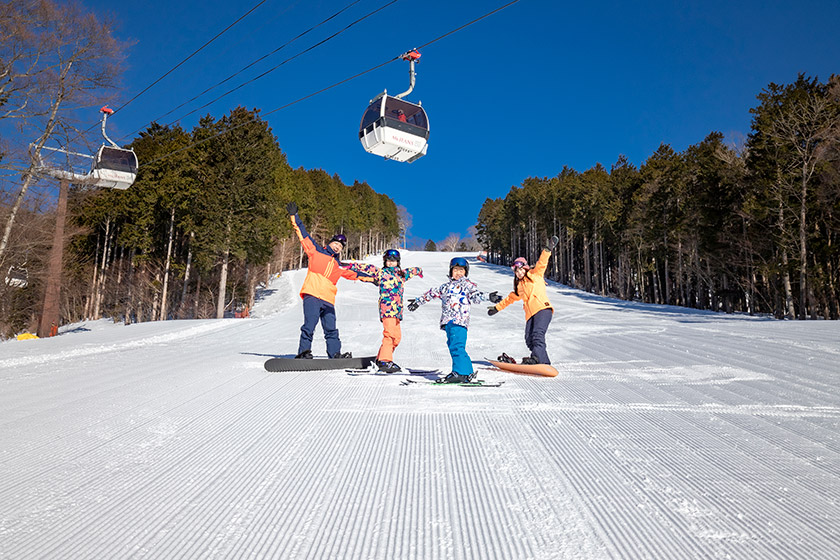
left=444, top=321, right=473, bottom=375
left=298, top=295, right=341, bottom=356
left=525, top=308, right=553, bottom=364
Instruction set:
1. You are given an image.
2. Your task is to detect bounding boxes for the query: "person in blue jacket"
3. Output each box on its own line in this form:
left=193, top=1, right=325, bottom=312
left=408, top=257, right=500, bottom=383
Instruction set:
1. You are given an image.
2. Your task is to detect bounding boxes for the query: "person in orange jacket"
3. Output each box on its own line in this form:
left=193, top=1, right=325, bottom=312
left=287, top=202, right=361, bottom=359
left=487, top=235, right=559, bottom=365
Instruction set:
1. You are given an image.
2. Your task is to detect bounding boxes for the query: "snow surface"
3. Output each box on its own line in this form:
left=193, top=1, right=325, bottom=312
left=2, top=250, right=840, bottom=559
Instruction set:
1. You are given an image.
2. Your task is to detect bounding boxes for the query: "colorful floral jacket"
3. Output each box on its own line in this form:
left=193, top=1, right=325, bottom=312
left=351, top=264, right=423, bottom=320
left=414, top=276, right=488, bottom=329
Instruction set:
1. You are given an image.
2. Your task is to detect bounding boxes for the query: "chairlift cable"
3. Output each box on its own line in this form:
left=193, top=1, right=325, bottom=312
left=415, top=0, right=522, bottom=51
left=125, top=0, right=401, bottom=142
left=143, top=0, right=524, bottom=166
left=110, top=0, right=269, bottom=117
left=116, top=0, right=367, bottom=143
left=72, top=0, right=269, bottom=147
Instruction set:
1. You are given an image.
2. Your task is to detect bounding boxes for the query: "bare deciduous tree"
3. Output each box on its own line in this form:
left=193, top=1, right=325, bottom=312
left=397, top=204, right=411, bottom=249
left=764, top=77, right=840, bottom=318
left=0, top=0, right=126, bottom=263
left=439, top=233, right=461, bottom=252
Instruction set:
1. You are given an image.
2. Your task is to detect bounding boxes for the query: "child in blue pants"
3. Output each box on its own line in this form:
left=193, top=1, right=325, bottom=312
left=408, top=257, right=498, bottom=383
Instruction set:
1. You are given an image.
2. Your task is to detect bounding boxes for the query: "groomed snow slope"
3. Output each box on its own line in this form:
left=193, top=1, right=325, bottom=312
left=2, top=250, right=839, bottom=559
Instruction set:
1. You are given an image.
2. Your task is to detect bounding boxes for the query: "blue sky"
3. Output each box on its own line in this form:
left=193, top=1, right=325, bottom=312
left=81, top=0, right=840, bottom=247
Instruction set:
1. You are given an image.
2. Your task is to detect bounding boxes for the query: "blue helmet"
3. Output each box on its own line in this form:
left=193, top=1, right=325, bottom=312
left=449, top=257, right=469, bottom=277
left=383, top=248, right=401, bottom=265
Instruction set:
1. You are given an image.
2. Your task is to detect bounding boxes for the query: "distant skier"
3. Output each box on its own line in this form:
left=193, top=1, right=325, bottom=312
left=487, top=236, right=559, bottom=365
left=287, top=202, right=361, bottom=359
left=351, top=249, right=423, bottom=373
left=408, top=257, right=499, bottom=383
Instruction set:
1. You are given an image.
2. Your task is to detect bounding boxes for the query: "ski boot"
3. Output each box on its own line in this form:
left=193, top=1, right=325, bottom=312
left=376, top=360, right=402, bottom=373
left=436, top=372, right=471, bottom=384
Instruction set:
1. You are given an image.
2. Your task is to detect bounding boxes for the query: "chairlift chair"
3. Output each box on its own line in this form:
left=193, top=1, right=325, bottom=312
left=359, top=50, right=429, bottom=163
left=5, top=265, right=28, bottom=289
left=88, top=106, right=138, bottom=190
left=30, top=106, right=138, bottom=189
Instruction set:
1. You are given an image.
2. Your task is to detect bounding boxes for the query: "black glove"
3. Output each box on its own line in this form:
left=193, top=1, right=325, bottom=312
left=286, top=201, right=298, bottom=216
left=407, top=299, right=419, bottom=312
left=545, top=235, right=559, bottom=250
left=487, top=306, right=498, bottom=316
left=488, top=291, right=502, bottom=303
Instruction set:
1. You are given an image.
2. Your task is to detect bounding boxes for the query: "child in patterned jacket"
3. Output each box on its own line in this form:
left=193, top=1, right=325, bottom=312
left=408, top=257, right=500, bottom=383
left=351, top=249, right=423, bottom=373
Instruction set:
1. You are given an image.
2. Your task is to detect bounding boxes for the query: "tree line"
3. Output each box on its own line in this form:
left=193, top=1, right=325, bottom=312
left=477, top=74, right=840, bottom=319
left=1, top=107, right=403, bottom=337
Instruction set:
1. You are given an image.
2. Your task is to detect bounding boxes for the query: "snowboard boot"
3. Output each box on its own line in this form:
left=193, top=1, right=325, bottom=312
left=498, top=353, right=516, bottom=364
left=331, top=351, right=353, bottom=359
left=520, top=356, right=538, bottom=365
left=295, top=349, right=313, bottom=359
left=376, top=360, right=402, bottom=373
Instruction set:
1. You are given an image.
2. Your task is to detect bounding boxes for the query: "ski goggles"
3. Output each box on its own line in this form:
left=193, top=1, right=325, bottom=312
left=511, top=257, right=530, bottom=270
left=329, top=234, right=347, bottom=246
left=384, top=249, right=400, bottom=261
left=450, top=257, right=468, bottom=268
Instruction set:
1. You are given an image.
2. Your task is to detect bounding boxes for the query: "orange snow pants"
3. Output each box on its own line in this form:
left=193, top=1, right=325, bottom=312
left=377, top=317, right=402, bottom=362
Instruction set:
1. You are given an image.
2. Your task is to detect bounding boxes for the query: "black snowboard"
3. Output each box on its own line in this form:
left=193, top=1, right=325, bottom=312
left=264, top=355, right=375, bottom=372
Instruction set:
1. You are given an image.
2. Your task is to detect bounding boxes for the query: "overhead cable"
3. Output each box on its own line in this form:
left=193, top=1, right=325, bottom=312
left=118, top=0, right=368, bottom=142
left=111, top=0, right=269, bottom=116
left=144, top=0, right=523, bottom=166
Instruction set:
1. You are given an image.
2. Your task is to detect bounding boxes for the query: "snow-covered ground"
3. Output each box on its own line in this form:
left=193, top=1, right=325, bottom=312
left=2, top=250, right=839, bottom=559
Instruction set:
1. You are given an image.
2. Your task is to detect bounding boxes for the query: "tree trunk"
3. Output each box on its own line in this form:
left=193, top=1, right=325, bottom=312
left=781, top=249, right=795, bottom=319
left=596, top=238, right=603, bottom=294
left=38, top=180, right=69, bottom=337
left=93, top=218, right=111, bottom=320
left=179, top=231, right=194, bottom=318
left=216, top=218, right=232, bottom=319
left=159, top=207, right=176, bottom=321
left=85, top=232, right=101, bottom=319
left=651, top=257, right=661, bottom=304
left=193, top=273, right=201, bottom=319
left=798, top=165, right=808, bottom=319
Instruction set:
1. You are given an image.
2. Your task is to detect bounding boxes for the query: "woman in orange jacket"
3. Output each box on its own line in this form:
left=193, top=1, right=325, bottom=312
left=487, top=235, right=559, bottom=365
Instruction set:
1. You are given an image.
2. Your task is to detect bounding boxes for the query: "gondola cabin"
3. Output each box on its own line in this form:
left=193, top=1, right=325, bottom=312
left=359, top=93, right=429, bottom=163
left=88, top=145, right=138, bottom=190
left=5, top=266, right=28, bottom=289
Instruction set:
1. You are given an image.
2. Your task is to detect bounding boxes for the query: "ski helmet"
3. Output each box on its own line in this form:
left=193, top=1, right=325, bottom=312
left=383, top=248, right=401, bottom=266
left=449, top=256, right=469, bottom=277
left=328, top=233, right=347, bottom=247
left=511, top=257, right=530, bottom=271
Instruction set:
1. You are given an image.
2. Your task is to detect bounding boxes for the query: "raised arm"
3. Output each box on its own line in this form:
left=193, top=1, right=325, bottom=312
left=287, top=202, right=317, bottom=257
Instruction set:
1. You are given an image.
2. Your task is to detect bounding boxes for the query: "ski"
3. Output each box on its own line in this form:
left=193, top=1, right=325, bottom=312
left=346, top=368, right=441, bottom=376
left=400, top=378, right=504, bottom=388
